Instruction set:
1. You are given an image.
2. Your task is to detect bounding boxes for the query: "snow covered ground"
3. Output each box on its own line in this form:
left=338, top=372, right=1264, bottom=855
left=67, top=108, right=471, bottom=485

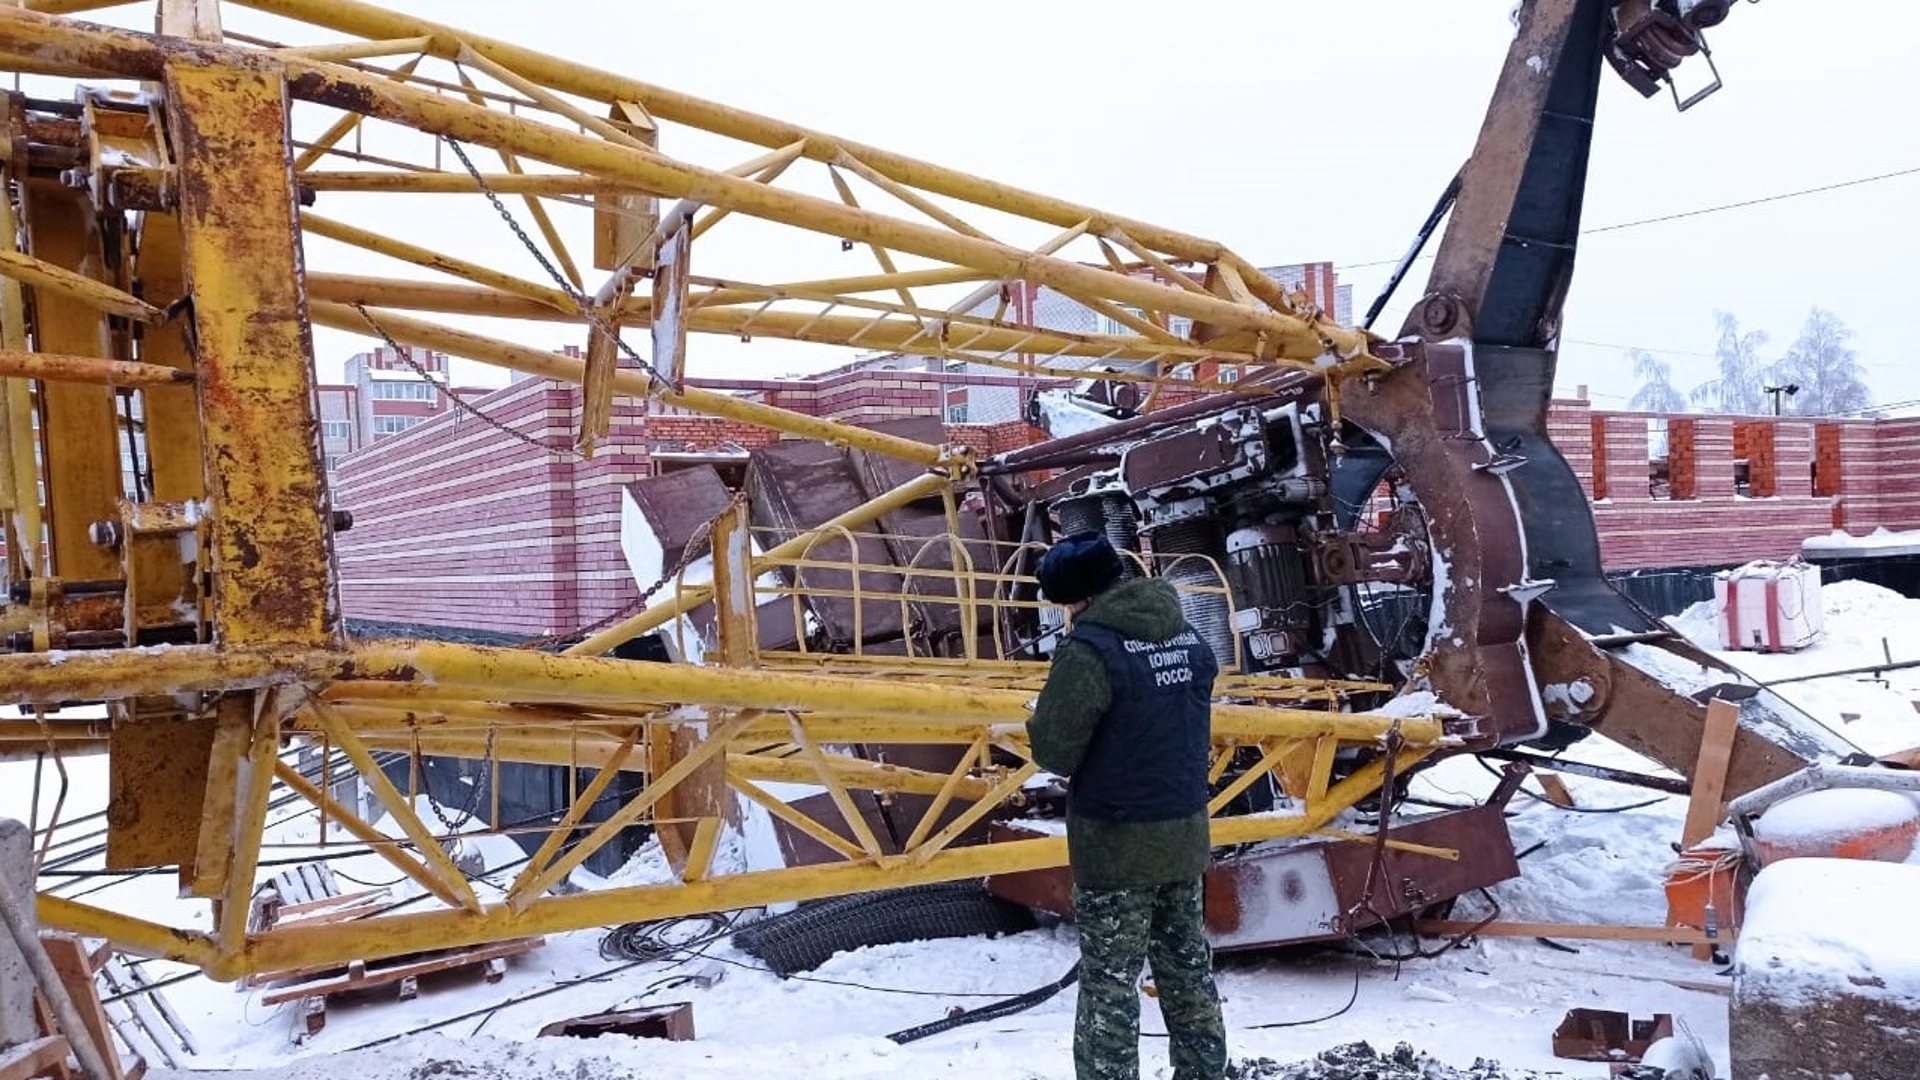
left=5, top=578, right=1917, bottom=1078
left=1665, top=577, right=1920, bottom=758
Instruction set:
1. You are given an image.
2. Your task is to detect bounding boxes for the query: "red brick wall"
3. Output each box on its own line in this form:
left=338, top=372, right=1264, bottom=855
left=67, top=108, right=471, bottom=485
left=334, top=375, right=1920, bottom=634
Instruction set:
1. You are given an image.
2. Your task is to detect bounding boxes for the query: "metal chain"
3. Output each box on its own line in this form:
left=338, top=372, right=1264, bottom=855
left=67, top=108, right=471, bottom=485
left=418, top=724, right=495, bottom=834
left=351, top=303, right=580, bottom=459
left=439, top=134, right=672, bottom=392
left=512, top=488, right=749, bottom=651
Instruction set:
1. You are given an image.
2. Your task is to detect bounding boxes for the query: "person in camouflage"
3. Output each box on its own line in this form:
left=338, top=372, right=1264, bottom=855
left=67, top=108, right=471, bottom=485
left=1027, top=532, right=1226, bottom=1080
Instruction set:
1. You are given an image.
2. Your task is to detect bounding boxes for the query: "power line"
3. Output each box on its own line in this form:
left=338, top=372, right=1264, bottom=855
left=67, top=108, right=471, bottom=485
left=1340, top=164, right=1920, bottom=271
left=1584, top=165, right=1920, bottom=234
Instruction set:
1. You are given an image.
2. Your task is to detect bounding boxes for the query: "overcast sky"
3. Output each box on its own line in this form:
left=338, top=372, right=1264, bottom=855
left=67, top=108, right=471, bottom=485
left=67, top=1, right=1919, bottom=412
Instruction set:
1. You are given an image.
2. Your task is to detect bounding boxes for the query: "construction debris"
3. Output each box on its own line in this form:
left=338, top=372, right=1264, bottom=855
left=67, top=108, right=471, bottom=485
left=537, top=1003, right=693, bottom=1042
left=1225, top=1042, right=1541, bottom=1080
left=1550, top=1008, right=1674, bottom=1063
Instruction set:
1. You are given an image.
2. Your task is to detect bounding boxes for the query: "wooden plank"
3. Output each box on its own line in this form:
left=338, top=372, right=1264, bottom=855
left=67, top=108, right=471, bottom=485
left=37, top=934, right=120, bottom=1080
left=275, top=887, right=390, bottom=920
left=258, top=939, right=544, bottom=1006
left=1415, top=920, right=1737, bottom=945
left=1536, top=773, right=1578, bottom=809
left=0, top=1036, right=70, bottom=1080
left=1682, top=698, right=1742, bottom=848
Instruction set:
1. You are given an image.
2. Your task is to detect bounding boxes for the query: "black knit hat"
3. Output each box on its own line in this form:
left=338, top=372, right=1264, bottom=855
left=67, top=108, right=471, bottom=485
left=1036, top=531, right=1124, bottom=605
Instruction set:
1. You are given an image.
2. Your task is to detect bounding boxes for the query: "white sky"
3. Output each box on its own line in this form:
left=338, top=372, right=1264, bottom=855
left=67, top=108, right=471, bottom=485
left=49, top=1, right=1920, bottom=411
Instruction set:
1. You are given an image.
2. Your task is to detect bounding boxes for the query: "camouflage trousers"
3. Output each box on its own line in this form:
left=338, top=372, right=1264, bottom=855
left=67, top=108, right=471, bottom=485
left=1072, top=878, right=1226, bottom=1080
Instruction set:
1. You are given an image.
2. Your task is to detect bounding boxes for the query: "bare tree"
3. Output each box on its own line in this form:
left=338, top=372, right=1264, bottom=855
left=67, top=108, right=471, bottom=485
left=1690, top=312, right=1770, bottom=415
left=1775, top=307, right=1872, bottom=417
left=1627, top=349, right=1688, bottom=413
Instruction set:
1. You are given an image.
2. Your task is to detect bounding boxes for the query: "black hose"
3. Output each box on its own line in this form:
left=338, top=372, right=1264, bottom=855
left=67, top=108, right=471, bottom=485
left=886, top=964, right=1080, bottom=1044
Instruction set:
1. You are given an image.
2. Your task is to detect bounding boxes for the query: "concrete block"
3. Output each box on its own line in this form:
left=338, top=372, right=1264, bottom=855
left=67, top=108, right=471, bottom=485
left=0, top=818, right=34, bottom=1049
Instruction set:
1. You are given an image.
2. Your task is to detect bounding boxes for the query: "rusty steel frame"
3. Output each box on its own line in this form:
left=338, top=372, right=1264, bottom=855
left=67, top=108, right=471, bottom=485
left=0, top=1, right=1472, bottom=984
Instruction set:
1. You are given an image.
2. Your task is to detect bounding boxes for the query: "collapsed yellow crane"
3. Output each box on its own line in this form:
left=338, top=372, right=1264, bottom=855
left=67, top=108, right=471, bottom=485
left=0, top=0, right=1793, bottom=994
left=0, top=0, right=1453, bottom=983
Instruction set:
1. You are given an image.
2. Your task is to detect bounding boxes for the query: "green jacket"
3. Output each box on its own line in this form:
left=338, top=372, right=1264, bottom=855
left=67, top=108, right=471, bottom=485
left=1027, top=578, right=1213, bottom=891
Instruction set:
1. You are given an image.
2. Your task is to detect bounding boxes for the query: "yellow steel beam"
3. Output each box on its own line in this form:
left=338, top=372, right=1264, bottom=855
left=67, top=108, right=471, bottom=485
left=726, top=751, right=996, bottom=801
left=907, top=761, right=1039, bottom=866
left=902, top=735, right=988, bottom=850
left=340, top=640, right=1450, bottom=744
left=0, top=164, right=42, bottom=578
left=0, top=12, right=1353, bottom=359
left=19, top=184, right=122, bottom=583
left=681, top=816, right=722, bottom=883
left=509, top=711, right=760, bottom=905
left=0, top=247, right=164, bottom=324
left=0, top=351, right=195, bottom=387
left=222, top=0, right=1266, bottom=279
left=314, top=302, right=946, bottom=467
left=511, top=728, right=640, bottom=890
left=228, top=743, right=1404, bottom=978
left=35, top=894, right=216, bottom=970
left=301, top=212, right=579, bottom=313
left=298, top=171, right=642, bottom=195
left=291, top=54, right=424, bottom=172
left=453, top=44, right=655, bottom=155
left=273, top=759, right=475, bottom=909
left=270, top=35, right=434, bottom=63
left=217, top=695, right=284, bottom=954
left=731, top=775, right=865, bottom=862
left=787, top=713, right=885, bottom=859
left=444, top=65, right=585, bottom=291
left=165, top=59, right=339, bottom=647
left=306, top=276, right=1226, bottom=367
left=0, top=645, right=327, bottom=705
left=314, top=704, right=483, bottom=912
left=187, top=697, right=250, bottom=896
left=132, top=208, right=209, bottom=509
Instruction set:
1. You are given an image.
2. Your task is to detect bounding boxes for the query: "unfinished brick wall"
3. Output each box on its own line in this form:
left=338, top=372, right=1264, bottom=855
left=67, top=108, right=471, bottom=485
left=1693, top=418, right=1736, bottom=499
left=1665, top=418, right=1697, bottom=500
left=1545, top=400, right=1594, bottom=495
left=334, top=369, right=1920, bottom=636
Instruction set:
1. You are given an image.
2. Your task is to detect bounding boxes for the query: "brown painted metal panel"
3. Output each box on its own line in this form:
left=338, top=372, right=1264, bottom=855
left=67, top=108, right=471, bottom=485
left=747, top=438, right=904, bottom=645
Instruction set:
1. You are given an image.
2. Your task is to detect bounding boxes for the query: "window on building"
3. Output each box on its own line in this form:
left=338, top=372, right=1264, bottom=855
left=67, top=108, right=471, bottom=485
left=1218, top=366, right=1240, bottom=384
left=373, top=415, right=425, bottom=436
left=945, top=403, right=968, bottom=424
left=325, top=455, right=341, bottom=473
left=322, top=420, right=352, bottom=440
left=370, top=380, right=438, bottom=401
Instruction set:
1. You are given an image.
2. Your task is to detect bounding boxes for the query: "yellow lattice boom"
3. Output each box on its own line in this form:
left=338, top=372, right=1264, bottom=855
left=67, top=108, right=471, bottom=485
left=0, top=0, right=1464, bottom=981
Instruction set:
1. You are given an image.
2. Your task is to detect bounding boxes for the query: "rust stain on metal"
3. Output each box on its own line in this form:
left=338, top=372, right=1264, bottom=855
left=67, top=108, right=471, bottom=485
left=164, top=59, right=338, bottom=647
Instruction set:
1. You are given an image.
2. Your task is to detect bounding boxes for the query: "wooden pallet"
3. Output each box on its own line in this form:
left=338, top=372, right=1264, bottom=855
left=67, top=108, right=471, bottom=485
left=259, top=938, right=545, bottom=1036
left=0, top=1036, right=72, bottom=1080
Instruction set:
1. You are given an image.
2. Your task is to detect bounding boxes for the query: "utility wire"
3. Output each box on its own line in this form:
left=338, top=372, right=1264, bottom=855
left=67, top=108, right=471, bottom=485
left=1340, top=164, right=1920, bottom=270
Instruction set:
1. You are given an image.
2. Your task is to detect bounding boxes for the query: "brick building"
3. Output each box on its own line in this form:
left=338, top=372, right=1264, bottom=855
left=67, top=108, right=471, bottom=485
left=316, top=345, right=495, bottom=480
left=330, top=376, right=1920, bottom=638
left=331, top=364, right=1056, bottom=637
left=1552, top=398, right=1920, bottom=570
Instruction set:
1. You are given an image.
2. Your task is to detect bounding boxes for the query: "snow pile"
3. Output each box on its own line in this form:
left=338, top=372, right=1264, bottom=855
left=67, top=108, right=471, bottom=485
left=1802, top=526, right=1920, bottom=557
left=1734, top=858, right=1920, bottom=1007
left=1030, top=389, right=1117, bottom=438
left=1753, top=788, right=1920, bottom=847
left=1667, top=578, right=1920, bottom=757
